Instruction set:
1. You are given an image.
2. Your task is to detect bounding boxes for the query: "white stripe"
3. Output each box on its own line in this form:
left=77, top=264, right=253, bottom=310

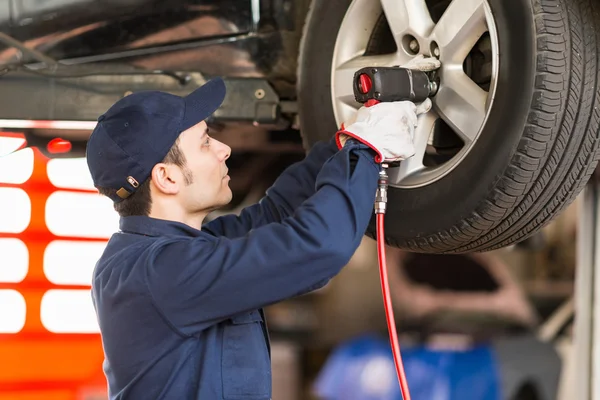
left=0, top=148, right=33, bottom=184
left=0, top=137, right=26, bottom=157
left=0, top=188, right=31, bottom=234
left=0, top=239, right=28, bottom=283
left=47, top=157, right=96, bottom=190
left=41, top=289, right=99, bottom=333
left=44, top=240, right=106, bottom=285
left=0, top=290, right=26, bottom=333
left=45, top=191, right=118, bottom=238
left=0, top=120, right=97, bottom=130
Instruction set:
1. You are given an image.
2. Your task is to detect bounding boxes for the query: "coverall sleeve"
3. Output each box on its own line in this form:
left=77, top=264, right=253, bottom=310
left=202, top=137, right=339, bottom=239
left=144, top=142, right=379, bottom=335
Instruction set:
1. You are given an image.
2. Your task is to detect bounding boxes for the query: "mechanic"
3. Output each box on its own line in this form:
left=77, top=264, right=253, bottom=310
left=86, top=56, right=438, bottom=400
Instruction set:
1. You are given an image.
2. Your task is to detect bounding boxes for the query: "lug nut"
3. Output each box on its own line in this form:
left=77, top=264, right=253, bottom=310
left=430, top=41, right=440, bottom=58
left=409, top=39, right=419, bottom=53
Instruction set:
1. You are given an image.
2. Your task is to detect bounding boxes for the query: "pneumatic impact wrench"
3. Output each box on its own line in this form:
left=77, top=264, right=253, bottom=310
left=353, top=65, right=438, bottom=106
left=353, top=65, right=438, bottom=211
left=352, top=65, right=437, bottom=400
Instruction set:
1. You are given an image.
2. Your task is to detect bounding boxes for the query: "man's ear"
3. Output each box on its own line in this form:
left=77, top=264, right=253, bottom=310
left=150, top=163, right=179, bottom=195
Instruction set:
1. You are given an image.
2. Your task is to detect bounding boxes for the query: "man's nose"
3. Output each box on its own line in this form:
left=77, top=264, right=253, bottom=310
left=220, top=142, right=231, bottom=161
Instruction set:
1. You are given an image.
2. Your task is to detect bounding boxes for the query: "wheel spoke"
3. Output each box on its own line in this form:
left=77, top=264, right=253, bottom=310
left=435, top=69, right=487, bottom=143
left=381, top=0, right=435, bottom=39
left=332, top=53, right=402, bottom=106
left=390, top=111, right=437, bottom=184
left=430, top=0, right=487, bottom=64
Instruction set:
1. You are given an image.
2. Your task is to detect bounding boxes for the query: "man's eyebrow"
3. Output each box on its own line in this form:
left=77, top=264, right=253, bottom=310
left=199, top=126, right=209, bottom=138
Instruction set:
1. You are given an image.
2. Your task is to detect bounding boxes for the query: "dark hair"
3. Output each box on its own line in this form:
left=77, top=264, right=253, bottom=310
left=97, top=136, right=192, bottom=217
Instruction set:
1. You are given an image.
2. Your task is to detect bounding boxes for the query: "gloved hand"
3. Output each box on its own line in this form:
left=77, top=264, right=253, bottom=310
left=336, top=98, right=432, bottom=163
left=336, top=55, right=439, bottom=163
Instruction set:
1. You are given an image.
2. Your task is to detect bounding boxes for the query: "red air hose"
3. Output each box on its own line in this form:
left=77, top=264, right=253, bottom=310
left=375, top=165, right=412, bottom=400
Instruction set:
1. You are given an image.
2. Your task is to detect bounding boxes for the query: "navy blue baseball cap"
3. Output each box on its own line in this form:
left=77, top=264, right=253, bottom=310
left=86, top=77, right=226, bottom=203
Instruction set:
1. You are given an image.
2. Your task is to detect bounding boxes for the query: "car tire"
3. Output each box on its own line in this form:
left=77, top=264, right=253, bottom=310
left=297, top=0, right=600, bottom=253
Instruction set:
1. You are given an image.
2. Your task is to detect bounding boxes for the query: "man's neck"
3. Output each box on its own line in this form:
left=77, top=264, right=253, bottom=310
left=149, top=206, right=207, bottom=230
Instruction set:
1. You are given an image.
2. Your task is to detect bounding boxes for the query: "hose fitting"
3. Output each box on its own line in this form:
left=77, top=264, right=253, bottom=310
left=375, top=163, right=389, bottom=215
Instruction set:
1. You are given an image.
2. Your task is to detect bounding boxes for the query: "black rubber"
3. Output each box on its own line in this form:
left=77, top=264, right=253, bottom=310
left=297, top=0, right=600, bottom=253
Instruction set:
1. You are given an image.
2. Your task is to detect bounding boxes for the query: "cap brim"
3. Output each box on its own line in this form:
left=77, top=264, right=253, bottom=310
left=181, top=77, right=226, bottom=131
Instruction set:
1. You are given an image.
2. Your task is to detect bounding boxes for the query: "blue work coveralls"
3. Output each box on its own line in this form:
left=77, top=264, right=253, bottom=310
left=91, top=137, right=379, bottom=399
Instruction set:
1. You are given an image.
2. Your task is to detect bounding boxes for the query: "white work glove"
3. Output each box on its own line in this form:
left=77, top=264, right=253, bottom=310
left=336, top=55, right=439, bottom=163
left=336, top=99, right=432, bottom=162
left=402, top=54, right=441, bottom=71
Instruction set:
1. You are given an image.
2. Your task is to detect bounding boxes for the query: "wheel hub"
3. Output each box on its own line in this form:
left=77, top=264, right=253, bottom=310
left=331, top=0, right=499, bottom=188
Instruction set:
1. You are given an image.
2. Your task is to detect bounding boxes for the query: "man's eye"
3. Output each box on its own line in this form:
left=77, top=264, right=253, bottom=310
left=203, top=136, right=211, bottom=146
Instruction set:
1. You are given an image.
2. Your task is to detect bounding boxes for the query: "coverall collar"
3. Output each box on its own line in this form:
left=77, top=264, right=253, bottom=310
left=119, top=215, right=203, bottom=238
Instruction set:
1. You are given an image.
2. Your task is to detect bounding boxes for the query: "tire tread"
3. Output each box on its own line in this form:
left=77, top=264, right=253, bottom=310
left=395, top=0, right=600, bottom=252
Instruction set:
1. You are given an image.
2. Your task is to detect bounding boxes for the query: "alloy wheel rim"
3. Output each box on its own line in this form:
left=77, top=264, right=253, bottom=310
left=331, top=0, right=499, bottom=188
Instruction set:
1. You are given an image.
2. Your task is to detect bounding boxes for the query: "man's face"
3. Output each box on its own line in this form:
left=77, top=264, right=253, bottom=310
left=176, top=120, right=232, bottom=213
